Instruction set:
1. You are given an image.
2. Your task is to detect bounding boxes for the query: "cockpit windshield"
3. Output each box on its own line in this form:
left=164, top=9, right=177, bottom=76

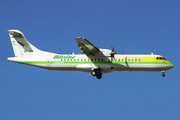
left=156, top=57, right=166, bottom=60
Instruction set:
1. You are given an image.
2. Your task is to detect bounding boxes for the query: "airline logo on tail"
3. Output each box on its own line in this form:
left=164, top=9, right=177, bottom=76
left=17, top=41, right=28, bottom=47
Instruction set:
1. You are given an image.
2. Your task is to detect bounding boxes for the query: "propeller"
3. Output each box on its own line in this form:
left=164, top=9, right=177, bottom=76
left=110, top=46, right=117, bottom=60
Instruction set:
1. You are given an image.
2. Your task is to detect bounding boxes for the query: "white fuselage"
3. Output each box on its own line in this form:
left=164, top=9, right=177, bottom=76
left=8, top=54, right=174, bottom=73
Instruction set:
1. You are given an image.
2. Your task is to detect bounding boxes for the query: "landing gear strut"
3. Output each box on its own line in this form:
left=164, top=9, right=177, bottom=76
left=161, top=71, right=166, bottom=77
left=91, top=68, right=103, bottom=79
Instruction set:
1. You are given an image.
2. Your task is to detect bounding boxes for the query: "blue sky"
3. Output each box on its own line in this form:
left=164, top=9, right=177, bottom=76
left=0, top=0, right=180, bottom=119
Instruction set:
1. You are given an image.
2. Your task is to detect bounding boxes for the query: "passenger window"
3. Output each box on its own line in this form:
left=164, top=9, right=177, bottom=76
left=135, top=59, right=137, bottom=61
left=118, top=59, right=120, bottom=61
left=128, top=59, right=130, bottom=61
left=132, top=59, right=133, bottom=62
left=122, top=59, right=124, bottom=61
left=139, top=59, right=141, bottom=61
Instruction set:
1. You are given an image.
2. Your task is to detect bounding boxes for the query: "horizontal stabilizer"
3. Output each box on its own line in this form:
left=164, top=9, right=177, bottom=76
left=7, top=30, right=23, bottom=36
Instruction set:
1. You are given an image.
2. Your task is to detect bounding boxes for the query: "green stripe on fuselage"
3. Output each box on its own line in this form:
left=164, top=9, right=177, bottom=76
left=17, top=61, right=173, bottom=65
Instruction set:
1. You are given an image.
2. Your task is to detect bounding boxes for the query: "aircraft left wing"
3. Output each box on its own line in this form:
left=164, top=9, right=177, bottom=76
left=74, top=37, right=100, bottom=56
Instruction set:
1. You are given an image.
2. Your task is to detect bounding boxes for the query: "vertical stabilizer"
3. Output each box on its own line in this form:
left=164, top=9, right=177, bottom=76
left=7, top=30, right=41, bottom=57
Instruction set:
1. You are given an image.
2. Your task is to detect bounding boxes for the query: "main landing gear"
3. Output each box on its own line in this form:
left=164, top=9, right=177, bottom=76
left=91, top=68, right=103, bottom=79
left=161, top=70, right=166, bottom=77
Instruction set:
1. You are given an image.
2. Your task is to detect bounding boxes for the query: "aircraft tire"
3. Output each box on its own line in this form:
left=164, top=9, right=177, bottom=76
left=96, top=74, right=102, bottom=79
left=162, top=73, right=165, bottom=77
left=91, top=71, right=96, bottom=76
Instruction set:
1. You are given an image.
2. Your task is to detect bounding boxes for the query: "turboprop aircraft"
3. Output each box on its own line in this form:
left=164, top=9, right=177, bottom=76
left=7, top=29, right=174, bottom=79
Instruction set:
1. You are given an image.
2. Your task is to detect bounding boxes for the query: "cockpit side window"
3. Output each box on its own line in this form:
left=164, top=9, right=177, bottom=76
left=156, top=57, right=166, bottom=60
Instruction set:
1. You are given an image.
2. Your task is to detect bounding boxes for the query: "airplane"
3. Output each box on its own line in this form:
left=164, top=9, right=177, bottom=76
left=7, top=29, right=174, bottom=79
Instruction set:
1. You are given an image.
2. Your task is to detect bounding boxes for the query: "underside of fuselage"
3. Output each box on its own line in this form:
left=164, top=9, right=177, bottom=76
left=18, top=61, right=174, bottom=73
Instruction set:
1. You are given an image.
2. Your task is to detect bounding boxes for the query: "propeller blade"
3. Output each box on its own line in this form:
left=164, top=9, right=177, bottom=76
left=110, top=45, right=116, bottom=60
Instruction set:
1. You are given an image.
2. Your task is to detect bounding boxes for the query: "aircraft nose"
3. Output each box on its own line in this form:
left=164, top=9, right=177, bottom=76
left=169, top=63, right=174, bottom=69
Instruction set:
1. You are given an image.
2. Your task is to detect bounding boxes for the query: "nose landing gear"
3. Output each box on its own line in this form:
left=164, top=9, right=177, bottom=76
left=161, top=71, right=166, bottom=77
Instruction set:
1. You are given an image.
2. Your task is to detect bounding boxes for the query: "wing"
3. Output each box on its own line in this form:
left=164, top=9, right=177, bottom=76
left=74, top=37, right=100, bottom=56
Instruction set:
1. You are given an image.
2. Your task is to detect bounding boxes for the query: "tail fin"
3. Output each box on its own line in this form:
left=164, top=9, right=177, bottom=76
left=7, top=29, right=41, bottom=57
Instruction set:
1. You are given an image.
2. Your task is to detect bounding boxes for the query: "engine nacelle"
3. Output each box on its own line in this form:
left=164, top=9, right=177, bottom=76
left=97, top=49, right=112, bottom=56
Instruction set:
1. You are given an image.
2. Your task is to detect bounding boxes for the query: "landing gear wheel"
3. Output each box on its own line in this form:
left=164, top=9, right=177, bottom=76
left=91, top=68, right=103, bottom=79
left=162, top=73, right=165, bottom=77
left=91, top=71, right=96, bottom=76
left=96, top=74, right=102, bottom=79
left=161, top=70, right=166, bottom=77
